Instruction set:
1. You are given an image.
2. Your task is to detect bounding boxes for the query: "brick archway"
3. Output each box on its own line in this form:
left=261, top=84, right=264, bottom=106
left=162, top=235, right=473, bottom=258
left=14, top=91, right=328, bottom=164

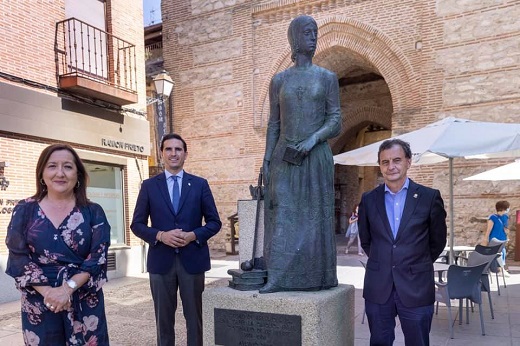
left=329, top=105, right=392, bottom=154
left=257, top=16, right=419, bottom=128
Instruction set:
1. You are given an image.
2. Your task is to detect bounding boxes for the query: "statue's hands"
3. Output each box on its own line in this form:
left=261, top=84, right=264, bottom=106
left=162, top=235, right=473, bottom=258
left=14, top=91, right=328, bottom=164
left=295, top=135, right=318, bottom=155
left=262, top=159, right=270, bottom=186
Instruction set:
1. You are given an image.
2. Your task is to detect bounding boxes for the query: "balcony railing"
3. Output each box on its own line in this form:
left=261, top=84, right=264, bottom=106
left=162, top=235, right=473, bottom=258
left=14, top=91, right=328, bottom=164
left=145, top=41, right=163, bottom=61
left=55, top=18, right=138, bottom=105
left=145, top=41, right=163, bottom=53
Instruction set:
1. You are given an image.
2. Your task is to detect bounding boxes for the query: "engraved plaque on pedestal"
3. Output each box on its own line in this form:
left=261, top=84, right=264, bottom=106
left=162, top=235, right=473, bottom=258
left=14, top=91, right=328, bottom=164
left=214, top=308, right=301, bottom=346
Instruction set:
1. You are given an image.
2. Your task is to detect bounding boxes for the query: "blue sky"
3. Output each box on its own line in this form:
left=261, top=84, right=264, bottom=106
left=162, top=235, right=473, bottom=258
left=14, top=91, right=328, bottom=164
left=143, top=0, right=162, bottom=26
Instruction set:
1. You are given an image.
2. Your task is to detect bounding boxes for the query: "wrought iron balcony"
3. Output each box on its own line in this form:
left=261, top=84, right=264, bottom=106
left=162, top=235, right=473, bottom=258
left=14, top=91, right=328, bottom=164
left=55, top=18, right=138, bottom=106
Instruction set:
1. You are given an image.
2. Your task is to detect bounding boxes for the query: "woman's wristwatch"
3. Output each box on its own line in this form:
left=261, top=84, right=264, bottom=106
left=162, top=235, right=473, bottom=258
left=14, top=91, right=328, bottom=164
left=66, top=279, right=78, bottom=291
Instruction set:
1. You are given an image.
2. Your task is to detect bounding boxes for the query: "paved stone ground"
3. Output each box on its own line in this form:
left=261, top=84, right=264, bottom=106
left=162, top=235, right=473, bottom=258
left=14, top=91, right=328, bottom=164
left=0, top=275, right=230, bottom=346
left=3, top=236, right=520, bottom=346
left=106, top=277, right=229, bottom=345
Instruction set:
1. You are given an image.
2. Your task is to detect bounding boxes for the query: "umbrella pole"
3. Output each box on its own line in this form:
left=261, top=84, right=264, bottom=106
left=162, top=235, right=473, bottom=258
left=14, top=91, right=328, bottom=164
left=449, top=157, right=454, bottom=264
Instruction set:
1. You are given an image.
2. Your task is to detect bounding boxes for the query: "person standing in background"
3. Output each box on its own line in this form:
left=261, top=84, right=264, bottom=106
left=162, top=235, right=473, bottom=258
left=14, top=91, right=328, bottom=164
left=345, top=204, right=364, bottom=256
left=131, top=133, right=221, bottom=346
left=359, top=139, right=447, bottom=346
left=482, top=200, right=510, bottom=276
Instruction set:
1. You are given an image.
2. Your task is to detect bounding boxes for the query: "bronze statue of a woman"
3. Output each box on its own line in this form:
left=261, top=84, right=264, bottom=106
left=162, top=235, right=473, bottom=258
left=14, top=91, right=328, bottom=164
left=261, top=15, right=341, bottom=293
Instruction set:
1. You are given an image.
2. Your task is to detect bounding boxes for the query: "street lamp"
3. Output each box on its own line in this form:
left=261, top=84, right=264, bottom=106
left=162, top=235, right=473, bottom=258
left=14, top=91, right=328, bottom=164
left=153, top=70, right=174, bottom=132
left=153, top=70, right=174, bottom=98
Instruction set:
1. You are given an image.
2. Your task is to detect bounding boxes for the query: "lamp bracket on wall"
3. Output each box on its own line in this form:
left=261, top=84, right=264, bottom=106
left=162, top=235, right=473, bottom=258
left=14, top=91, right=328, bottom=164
left=146, top=96, right=166, bottom=106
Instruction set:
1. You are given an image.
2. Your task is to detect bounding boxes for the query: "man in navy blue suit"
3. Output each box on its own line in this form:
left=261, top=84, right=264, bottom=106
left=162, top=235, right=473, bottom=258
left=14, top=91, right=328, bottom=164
left=131, top=133, right=221, bottom=346
left=358, top=139, right=447, bottom=346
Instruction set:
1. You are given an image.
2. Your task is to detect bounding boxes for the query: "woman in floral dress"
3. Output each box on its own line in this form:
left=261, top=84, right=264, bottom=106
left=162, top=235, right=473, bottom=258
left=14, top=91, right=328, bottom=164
left=6, top=144, right=111, bottom=345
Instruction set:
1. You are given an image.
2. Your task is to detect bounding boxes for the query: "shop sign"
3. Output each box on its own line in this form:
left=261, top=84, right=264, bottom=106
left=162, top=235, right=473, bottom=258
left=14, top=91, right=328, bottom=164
left=101, top=138, right=145, bottom=153
left=0, top=198, right=21, bottom=215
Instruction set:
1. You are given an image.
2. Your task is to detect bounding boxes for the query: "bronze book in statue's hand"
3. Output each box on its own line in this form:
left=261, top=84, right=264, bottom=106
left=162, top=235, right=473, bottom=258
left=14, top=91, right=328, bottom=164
left=283, top=146, right=305, bottom=166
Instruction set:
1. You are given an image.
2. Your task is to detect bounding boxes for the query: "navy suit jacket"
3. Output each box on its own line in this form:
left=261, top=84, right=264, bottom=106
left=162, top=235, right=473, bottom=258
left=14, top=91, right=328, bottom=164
left=130, top=171, right=222, bottom=275
left=358, top=179, right=447, bottom=308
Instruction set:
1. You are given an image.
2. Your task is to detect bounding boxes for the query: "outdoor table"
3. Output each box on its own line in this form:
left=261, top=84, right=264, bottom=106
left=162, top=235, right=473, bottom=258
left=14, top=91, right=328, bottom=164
left=445, top=245, right=475, bottom=252
left=443, top=245, right=475, bottom=264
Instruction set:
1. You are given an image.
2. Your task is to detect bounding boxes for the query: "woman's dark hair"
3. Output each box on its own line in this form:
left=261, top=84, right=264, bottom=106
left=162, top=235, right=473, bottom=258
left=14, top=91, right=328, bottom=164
left=160, top=133, right=187, bottom=152
left=496, top=200, right=510, bottom=212
left=33, top=144, right=89, bottom=206
left=377, top=139, right=412, bottom=164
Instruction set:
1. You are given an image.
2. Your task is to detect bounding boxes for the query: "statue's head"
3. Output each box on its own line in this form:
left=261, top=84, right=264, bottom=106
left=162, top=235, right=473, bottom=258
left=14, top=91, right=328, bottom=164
left=288, top=15, right=318, bottom=62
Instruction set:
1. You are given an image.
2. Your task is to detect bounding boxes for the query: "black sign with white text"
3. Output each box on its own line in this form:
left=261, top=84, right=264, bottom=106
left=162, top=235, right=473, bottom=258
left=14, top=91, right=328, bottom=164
left=214, top=308, right=301, bottom=346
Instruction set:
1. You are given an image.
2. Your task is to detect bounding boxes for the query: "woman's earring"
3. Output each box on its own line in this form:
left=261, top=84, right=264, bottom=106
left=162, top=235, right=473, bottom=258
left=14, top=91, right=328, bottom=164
left=76, top=181, right=80, bottom=188
left=40, top=178, right=47, bottom=191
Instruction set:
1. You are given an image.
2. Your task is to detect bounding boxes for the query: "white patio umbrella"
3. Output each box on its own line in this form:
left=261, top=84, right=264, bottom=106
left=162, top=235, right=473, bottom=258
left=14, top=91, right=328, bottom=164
left=464, top=159, right=520, bottom=181
left=333, top=117, right=520, bottom=263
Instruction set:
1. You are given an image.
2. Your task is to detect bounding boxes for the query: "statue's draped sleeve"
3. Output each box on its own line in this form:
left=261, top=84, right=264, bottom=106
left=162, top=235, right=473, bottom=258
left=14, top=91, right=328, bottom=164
left=313, top=71, right=341, bottom=143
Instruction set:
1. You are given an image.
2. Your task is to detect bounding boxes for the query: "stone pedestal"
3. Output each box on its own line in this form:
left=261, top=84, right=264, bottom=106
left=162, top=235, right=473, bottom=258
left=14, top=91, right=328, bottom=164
left=237, top=199, right=264, bottom=264
left=202, top=284, right=355, bottom=346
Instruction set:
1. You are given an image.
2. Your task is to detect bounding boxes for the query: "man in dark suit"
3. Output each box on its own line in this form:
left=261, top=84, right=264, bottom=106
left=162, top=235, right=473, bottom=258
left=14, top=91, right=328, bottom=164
left=358, top=139, right=447, bottom=346
left=131, top=133, right=221, bottom=346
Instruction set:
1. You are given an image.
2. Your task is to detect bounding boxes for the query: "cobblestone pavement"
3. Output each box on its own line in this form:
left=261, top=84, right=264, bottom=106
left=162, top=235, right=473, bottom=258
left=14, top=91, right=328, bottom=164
left=104, top=276, right=230, bottom=345
left=3, top=240, right=520, bottom=345
left=0, top=270, right=230, bottom=345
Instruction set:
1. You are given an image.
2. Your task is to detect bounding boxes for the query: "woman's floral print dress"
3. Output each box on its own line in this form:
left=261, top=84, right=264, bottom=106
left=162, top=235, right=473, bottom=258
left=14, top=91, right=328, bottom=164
left=5, top=199, right=111, bottom=345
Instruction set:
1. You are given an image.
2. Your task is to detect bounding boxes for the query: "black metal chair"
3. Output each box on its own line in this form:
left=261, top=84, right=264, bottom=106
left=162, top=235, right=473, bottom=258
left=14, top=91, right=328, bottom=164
left=435, top=262, right=488, bottom=339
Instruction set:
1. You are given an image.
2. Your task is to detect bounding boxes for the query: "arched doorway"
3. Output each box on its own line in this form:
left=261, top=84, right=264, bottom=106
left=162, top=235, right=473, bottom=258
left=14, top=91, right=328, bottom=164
left=315, top=48, right=393, bottom=233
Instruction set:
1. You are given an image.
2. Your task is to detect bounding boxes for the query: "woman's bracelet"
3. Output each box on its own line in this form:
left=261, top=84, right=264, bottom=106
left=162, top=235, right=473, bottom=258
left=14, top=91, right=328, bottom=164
left=62, top=285, right=72, bottom=300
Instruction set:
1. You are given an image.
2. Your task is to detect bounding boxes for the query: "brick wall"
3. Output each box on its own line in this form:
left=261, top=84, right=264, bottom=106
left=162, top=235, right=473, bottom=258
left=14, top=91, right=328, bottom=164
left=0, top=0, right=65, bottom=88
left=162, top=0, right=519, bottom=252
left=0, top=0, right=147, bottom=111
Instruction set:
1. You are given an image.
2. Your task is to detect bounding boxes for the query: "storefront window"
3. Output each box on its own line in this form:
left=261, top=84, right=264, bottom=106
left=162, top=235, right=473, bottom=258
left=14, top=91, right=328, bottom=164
left=85, top=162, right=125, bottom=245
